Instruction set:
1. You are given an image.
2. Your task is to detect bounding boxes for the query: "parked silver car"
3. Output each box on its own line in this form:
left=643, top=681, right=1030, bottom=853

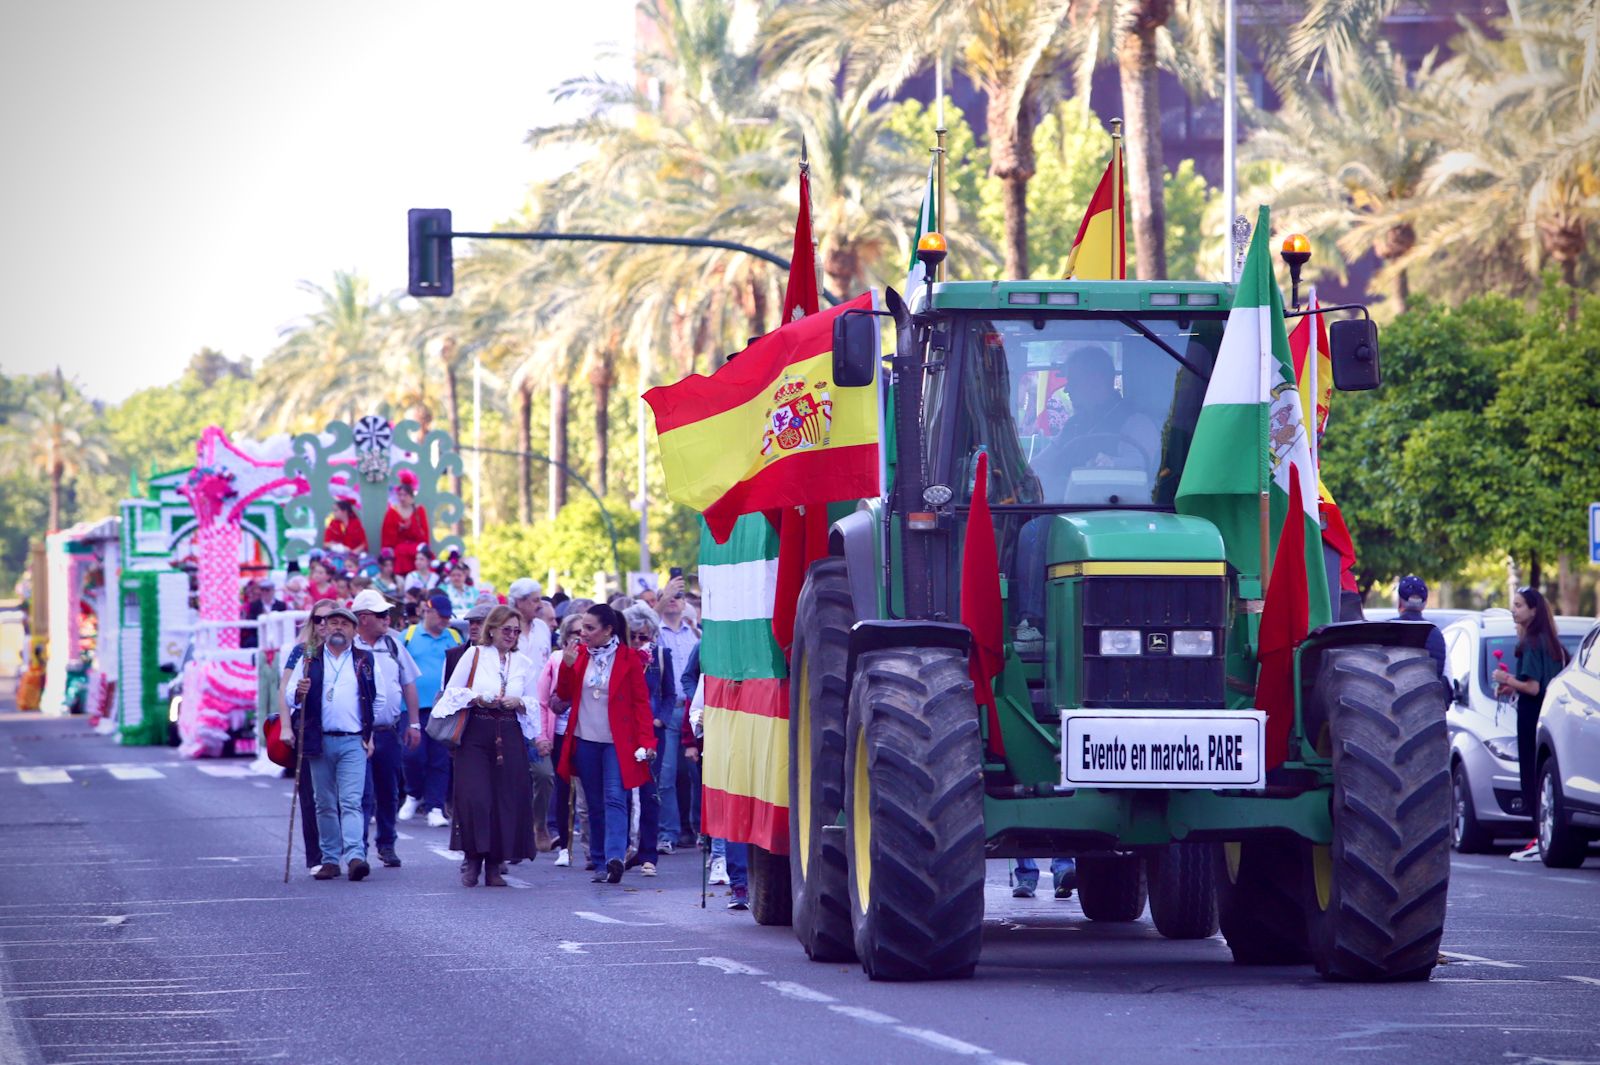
left=1534, top=620, right=1600, bottom=867
left=1443, top=611, right=1589, bottom=852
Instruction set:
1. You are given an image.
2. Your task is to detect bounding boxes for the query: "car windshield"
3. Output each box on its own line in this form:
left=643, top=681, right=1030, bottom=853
left=1479, top=634, right=1582, bottom=696
left=940, top=313, right=1226, bottom=507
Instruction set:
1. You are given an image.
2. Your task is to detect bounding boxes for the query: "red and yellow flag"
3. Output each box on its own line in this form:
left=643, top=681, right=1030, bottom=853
left=1064, top=132, right=1126, bottom=280
left=1288, top=293, right=1358, bottom=594
left=644, top=292, right=880, bottom=543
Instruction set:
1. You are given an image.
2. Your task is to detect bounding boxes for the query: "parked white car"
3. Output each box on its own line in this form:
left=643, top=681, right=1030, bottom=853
left=1443, top=611, right=1589, bottom=852
left=1534, top=621, right=1600, bottom=867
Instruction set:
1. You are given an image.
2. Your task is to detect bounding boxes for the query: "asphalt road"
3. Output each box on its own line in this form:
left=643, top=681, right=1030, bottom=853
left=0, top=712, right=1596, bottom=1065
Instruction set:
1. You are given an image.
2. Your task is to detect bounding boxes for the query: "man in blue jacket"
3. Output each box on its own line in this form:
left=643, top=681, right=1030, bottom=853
left=1391, top=574, right=1447, bottom=682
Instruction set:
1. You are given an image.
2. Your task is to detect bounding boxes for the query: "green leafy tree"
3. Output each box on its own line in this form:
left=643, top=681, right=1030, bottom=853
left=0, top=370, right=109, bottom=533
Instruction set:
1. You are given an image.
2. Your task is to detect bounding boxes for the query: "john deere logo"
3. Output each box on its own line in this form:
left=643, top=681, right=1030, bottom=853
left=1146, top=632, right=1170, bottom=654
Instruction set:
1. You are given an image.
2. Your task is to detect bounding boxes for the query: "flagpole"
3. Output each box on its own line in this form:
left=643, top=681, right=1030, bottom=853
left=935, top=54, right=947, bottom=282
left=1223, top=0, right=1237, bottom=279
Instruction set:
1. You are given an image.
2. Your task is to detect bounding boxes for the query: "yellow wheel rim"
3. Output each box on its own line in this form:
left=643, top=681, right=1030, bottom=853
left=852, top=721, right=872, bottom=913
left=1312, top=844, right=1332, bottom=912
left=1223, top=841, right=1242, bottom=883
left=795, top=655, right=812, bottom=880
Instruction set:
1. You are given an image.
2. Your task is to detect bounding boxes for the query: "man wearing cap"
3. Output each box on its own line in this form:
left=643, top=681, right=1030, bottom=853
left=241, top=578, right=285, bottom=650
left=282, top=606, right=378, bottom=881
left=653, top=575, right=698, bottom=850
left=352, top=590, right=422, bottom=867
left=399, top=592, right=463, bottom=828
left=1392, top=574, right=1447, bottom=682
left=509, top=579, right=555, bottom=850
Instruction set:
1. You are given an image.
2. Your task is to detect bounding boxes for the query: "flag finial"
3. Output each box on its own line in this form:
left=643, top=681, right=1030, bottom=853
left=1110, top=117, right=1122, bottom=141
left=799, top=135, right=808, bottom=174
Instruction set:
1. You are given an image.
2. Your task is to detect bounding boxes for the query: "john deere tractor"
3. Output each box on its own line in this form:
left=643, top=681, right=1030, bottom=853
left=784, top=239, right=1450, bottom=982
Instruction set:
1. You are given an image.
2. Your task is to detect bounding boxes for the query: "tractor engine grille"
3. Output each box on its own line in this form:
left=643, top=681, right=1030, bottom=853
left=1080, top=576, right=1227, bottom=709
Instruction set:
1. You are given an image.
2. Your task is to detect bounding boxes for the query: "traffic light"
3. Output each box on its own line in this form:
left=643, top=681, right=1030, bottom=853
left=407, top=208, right=453, bottom=298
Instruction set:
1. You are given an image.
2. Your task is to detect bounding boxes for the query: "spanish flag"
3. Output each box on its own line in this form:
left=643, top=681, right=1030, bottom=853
left=644, top=292, right=881, bottom=543
left=1064, top=129, right=1126, bottom=280
left=1288, top=292, right=1358, bottom=595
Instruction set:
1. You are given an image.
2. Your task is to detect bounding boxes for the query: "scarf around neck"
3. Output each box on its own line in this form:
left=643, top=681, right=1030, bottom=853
left=586, top=636, right=621, bottom=693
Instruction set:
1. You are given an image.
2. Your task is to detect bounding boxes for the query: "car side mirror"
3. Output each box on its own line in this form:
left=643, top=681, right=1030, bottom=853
left=832, top=311, right=878, bottom=388
left=1330, top=318, right=1381, bottom=391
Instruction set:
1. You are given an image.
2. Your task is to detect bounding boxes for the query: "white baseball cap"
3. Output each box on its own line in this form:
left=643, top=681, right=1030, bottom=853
left=350, top=589, right=392, bottom=615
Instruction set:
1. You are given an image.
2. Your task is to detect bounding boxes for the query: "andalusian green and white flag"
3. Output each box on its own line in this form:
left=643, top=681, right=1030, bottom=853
left=1175, top=205, right=1331, bottom=625
left=904, top=158, right=938, bottom=294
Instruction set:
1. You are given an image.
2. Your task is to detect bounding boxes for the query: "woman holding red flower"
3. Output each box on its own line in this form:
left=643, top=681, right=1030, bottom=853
left=381, top=470, right=429, bottom=576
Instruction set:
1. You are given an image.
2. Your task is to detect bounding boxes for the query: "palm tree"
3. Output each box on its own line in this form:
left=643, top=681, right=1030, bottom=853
left=1, top=371, right=109, bottom=532
left=1243, top=42, right=1442, bottom=311
left=764, top=0, right=1075, bottom=278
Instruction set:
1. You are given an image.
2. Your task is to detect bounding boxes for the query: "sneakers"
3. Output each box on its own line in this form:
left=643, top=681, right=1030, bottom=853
left=377, top=848, right=402, bottom=868
left=1012, top=880, right=1037, bottom=899
left=1053, top=862, right=1077, bottom=899
left=1509, top=839, right=1542, bottom=862
left=606, top=858, right=624, bottom=884
left=398, top=796, right=420, bottom=821
left=708, top=856, right=730, bottom=885
left=658, top=840, right=675, bottom=855
left=728, top=890, right=749, bottom=911
left=554, top=848, right=571, bottom=867
left=426, top=808, right=449, bottom=828
left=348, top=858, right=370, bottom=882
left=313, top=863, right=341, bottom=880
left=640, top=862, right=657, bottom=877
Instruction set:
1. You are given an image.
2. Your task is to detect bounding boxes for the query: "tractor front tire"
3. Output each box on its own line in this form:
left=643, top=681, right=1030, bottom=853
left=1216, top=839, right=1309, bottom=964
left=1146, top=842, right=1219, bottom=939
left=1306, top=645, right=1451, bottom=982
left=787, top=558, right=856, bottom=962
left=1076, top=855, right=1147, bottom=922
left=747, top=844, right=793, bottom=926
left=844, top=647, right=986, bottom=981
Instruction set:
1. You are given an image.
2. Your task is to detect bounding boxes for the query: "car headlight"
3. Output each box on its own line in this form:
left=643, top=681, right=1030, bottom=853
left=1099, top=629, right=1141, bottom=656
left=1483, top=737, right=1519, bottom=762
left=1172, top=630, right=1214, bottom=657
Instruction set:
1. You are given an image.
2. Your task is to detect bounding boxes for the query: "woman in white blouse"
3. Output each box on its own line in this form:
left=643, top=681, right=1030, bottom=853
left=435, top=604, right=540, bottom=886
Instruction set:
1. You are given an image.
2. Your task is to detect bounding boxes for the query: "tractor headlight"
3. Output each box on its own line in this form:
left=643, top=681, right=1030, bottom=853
left=1099, top=629, right=1141, bottom=656
left=1171, top=630, right=1215, bottom=657
left=922, top=483, right=954, bottom=506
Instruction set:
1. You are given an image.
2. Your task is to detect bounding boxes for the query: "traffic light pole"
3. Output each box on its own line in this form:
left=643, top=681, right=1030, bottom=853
left=408, top=208, right=841, bottom=305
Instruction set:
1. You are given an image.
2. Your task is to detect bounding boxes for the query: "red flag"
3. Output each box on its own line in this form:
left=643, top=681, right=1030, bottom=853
left=1257, top=463, right=1312, bottom=770
left=782, top=165, right=820, bottom=324
left=772, top=504, right=830, bottom=654
left=961, top=453, right=1006, bottom=758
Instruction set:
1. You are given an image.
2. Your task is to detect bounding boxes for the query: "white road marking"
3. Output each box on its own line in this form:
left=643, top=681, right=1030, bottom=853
left=828, top=1005, right=900, bottom=1025
left=696, top=956, right=767, bottom=976
left=194, top=764, right=253, bottom=778
left=893, top=1027, right=991, bottom=1056
left=1563, top=975, right=1600, bottom=987
left=761, top=980, right=836, bottom=1003
left=430, top=847, right=464, bottom=861
left=502, top=875, right=532, bottom=890
left=18, top=769, right=70, bottom=785
left=106, top=766, right=165, bottom=781
left=252, top=782, right=271, bottom=788
left=557, top=941, right=588, bottom=954
left=1548, top=876, right=1591, bottom=885
left=1431, top=978, right=1549, bottom=984
left=573, top=911, right=663, bottom=926
left=396, top=832, right=414, bottom=841
left=1439, top=951, right=1523, bottom=969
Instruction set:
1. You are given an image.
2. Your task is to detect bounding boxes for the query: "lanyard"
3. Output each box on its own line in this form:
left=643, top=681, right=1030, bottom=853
left=324, top=649, right=351, bottom=704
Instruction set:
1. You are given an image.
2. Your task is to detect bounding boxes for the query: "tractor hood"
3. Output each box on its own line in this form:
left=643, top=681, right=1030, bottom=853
left=1045, top=511, right=1226, bottom=567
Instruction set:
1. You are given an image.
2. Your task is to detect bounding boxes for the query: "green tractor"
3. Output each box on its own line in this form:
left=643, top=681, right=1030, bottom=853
left=785, top=247, right=1450, bottom=983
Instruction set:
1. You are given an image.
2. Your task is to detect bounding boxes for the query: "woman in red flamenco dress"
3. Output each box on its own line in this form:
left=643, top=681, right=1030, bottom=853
left=381, top=471, right=430, bottom=577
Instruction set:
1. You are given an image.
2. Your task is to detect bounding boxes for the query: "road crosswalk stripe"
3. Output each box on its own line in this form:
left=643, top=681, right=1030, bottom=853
left=17, top=769, right=71, bottom=785
left=106, top=767, right=166, bottom=781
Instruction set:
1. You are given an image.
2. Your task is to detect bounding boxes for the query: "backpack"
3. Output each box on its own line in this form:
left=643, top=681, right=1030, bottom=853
left=404, top=624, right=462, bottom=647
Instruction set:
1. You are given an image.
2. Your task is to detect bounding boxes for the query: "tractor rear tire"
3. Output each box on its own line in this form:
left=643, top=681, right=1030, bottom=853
left=1216, top=839, right=1310, bottom=964
left=787, top=558, right=857, bottom=962
left=747, top=844, right=793, bottom=926
left=844, top=647, right=986, bottom=981
left=1306, top=645, right=1451, bottom=982
left=1076, top=855, right=1147, bottom=922
left=1146, top=842, right=1219, bottom=939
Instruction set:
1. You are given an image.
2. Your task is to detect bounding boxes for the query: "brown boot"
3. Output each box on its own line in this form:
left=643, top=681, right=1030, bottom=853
left=484, top=862, right=508, bottom=888
left=460, top=855, right=482, bottom=887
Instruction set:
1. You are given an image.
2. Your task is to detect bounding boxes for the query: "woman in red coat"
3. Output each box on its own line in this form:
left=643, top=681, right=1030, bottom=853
left=322, top=499, right=367, bottom=554
left=556, top=603, right=656, bottom=883
left=381, top=473, right=429, bottom=576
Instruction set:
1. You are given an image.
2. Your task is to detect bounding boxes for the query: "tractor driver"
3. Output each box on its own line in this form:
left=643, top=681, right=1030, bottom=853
left=1030, top=346, right=1160, bottom=500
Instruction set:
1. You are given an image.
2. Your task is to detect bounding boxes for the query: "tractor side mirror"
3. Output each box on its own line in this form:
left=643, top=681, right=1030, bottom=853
left=832, top=311, right=878, bottom=388
left=1330, top=318, right=1381, bottom=391
left=1452, top=677, right=1468, bottom=705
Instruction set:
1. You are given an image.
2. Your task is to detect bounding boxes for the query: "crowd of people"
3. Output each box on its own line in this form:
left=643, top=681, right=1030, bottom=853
left=257, top=506, right=751, bottom=907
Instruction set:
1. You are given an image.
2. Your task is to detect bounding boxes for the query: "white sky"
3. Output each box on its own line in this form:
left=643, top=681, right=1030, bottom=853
left=0, top=0, right=635, bottom=403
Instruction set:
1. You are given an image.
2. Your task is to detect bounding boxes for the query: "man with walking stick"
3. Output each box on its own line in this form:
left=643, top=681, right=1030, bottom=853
left=281, top=606, right=379, bottom=881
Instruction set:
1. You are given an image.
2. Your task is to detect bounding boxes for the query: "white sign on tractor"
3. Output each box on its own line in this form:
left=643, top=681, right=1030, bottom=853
left=1060, top=709, right=1268, bottom=789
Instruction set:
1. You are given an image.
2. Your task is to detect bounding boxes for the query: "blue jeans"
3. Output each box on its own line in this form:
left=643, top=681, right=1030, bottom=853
left=573, top=738, right=628, bottom=868
left=308, top=734, right=368, bottom=865
left=405, top=708, right=450, bottom=810
left=654, top=708, right=684, bottom=843
left=363, top=726, right=405, bottom=850
left=725, top=840, right=748, bottom=893
left=1014, top=857, right=1075, bottom=885
left=636, top=778, right=660, bottom=864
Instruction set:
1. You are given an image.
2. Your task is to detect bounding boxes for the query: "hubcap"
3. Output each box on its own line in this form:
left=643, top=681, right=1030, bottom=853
left=1539, top=771, right=1555, bottom=853
left=1453, top=772, right=1467, bottom=845
left=852, top=722, right=872, bottom=913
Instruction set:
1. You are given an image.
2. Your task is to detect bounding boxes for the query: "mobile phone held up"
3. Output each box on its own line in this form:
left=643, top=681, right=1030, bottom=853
left=669, top=566, right=683, bottom=580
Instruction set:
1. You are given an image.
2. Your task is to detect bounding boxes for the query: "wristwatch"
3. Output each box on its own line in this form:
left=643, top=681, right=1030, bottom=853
left=408, top=723, right=421, bottom=730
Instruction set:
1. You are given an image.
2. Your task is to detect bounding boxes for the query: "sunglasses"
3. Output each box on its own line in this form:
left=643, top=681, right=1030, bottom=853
left=313, top=615, right=331, bottom=623
left=499, top=627, right=522, bottom=637
left=629, top=630, right=650, bottom=642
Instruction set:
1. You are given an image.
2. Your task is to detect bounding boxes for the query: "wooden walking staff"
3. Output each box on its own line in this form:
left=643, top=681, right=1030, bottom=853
left=283, top=706, right=307, bottom=883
